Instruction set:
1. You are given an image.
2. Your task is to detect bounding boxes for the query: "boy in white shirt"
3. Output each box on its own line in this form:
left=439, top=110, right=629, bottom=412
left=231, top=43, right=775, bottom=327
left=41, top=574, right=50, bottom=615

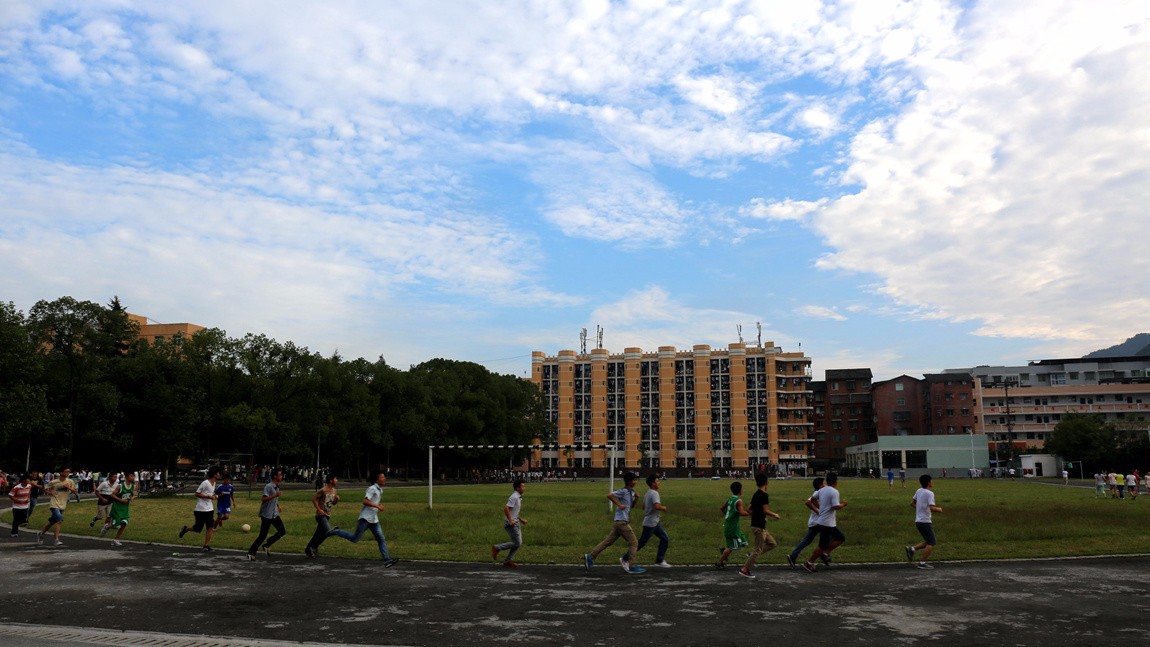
left=906, top=474, right=944, bottom=569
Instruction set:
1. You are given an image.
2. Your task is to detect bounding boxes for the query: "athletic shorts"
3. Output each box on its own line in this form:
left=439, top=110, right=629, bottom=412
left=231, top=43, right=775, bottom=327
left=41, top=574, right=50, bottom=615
left=217, top=507, right=232, bottom=517
left=724, top=528, right=748, bottom=550
left=815, top=524, right=845, bottom=549
left=916, top=522, right=936, bottom=546
left=48, top=508, right=65, bottom=524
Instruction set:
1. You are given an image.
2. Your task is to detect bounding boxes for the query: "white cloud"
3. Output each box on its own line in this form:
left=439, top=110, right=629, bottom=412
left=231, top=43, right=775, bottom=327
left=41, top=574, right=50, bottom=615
left=792, top=1, right=1150, bottom=350
left=742, top=197, right=827, bottom=222
left=798, top=305, right=847, bottom=321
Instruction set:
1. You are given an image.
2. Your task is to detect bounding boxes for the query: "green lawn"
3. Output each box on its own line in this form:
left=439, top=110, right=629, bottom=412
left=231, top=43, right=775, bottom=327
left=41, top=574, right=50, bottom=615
left=9, top=478, right=1148, bottom=565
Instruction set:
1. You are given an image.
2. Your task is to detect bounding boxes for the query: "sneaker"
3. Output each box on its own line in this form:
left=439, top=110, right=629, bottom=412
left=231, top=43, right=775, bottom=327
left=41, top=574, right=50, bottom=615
left=713, top=562, right=726, bottom=570
left=202, top=545, right=213, bottom=552
left=619, top=557, right=631, bottom=572
left=99, top=525, right=109, bottom=537
left=178, top=526, right=188, bottom=539
left=786, top=554, right=797, bottom=569
left=384, top=558, right=399, bottom=568
left=247, top=553, right=255, bottom=561
left=905, top=545, right=915, bottom=561
left=653, top=561, right=672, bottom=568
left=820, top=553, right=832, bottom=566
left=584, top=553, right=594, bottom=571
left=112, top=540, right=122, bottom=547
left=262, top=546, right=271, bottom=557
left=502, top=561, right=519, bottom=568
left=917, top=562, right=934, bottom=570
left=802, top=561, right=817, bottom=574
left=491, top=545, right=499, bottom=561
left=739, top=568, right=755, bottom=579
left=37, top=531, right=44, bottom=545
left=305, top=546, right=316, bottom=558
left=90, top=520, right=96, bottom=528
left=627, top=565, right=646, bottom=574
left=54, top=540, right=64, bottom=547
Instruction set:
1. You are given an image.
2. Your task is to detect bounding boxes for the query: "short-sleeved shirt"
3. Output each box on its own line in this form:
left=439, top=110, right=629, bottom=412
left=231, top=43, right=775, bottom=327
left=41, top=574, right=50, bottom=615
left=504, top=490, right=522, bottom=526
left=611, top=487, right=635, bottom=522
left=749, top=489, right=770, bottom=528
left=805, top=490, right=820, bottom=527
left=914, top=487, right=936, bottom=523
left=215, top=483, right=235, bottom=511
left=194, top=479, right=216, bottom=512
left=8, top=483, right=32, bottom=509
left=642, top=489, right=661, bottom=528
left=315, top=487, right=339, bottom=515
left=360, top=483, right=383, bottom=523
left=813, top=486, right=841, bottom=527
left=259, top=481, right=280, bottom=519
left=48, top=478, right=74, bottom=510
left=97, top=479, right=116, bottom=503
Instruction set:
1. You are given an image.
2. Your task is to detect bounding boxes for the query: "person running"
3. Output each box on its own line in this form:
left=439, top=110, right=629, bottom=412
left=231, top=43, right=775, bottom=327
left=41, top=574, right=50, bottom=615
left=899, top=467, right=907, bottom=487
left=630, top=474, right=671, bottom=568
left=1126, top=473, right=1138, bottom=500
left=329, top=470, right=398, bottom=567
left=305, top=474, right=342, bottom=558
left=887, top=468, right=895, bottom=488
left=583, top=472, right=644, bottom=574
left=38, top=468, right=77, bottom=547
left=740, top=473, right=780, bottom=579
left=491, top=479, right=527, bottom=568
left=179, top=466, right=221, bottom=550
left=802, top=472, right=847, bottom=573
left=715, top=481, right=749, bottom=570
left=247, top=468, right=287, bottom=561
left=214, top=473, right=236, bottom=530
left=8, top=474, right=33, bottom=537
left=106, top=471, right=137, bottom=546
left=91, top=471, right=117, bottom=528
left=1094, top=472, right=1106, bottom=498
left=786, top=477, right=825, bottom=569
left=906, top=474, right=944, bottom=569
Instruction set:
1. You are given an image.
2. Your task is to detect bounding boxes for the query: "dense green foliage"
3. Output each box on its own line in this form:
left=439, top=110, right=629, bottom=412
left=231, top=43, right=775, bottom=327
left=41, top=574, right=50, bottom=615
left=0, top=297, right=549, bottom=476
left=1044, top=412, right=1150, bottom=472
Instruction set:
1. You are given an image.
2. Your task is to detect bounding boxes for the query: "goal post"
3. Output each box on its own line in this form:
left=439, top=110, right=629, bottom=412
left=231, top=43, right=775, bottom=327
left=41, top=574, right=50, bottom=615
left=426, top=443, right=619, bottom=509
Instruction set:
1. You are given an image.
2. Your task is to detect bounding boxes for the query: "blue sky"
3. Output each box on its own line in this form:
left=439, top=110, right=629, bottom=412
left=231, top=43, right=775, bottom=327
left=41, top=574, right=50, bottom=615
left=1, top=1, right=1147, bottom=380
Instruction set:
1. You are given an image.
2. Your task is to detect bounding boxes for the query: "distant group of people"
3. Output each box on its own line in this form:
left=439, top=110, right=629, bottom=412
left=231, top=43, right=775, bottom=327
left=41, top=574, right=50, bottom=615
left=1094, top=471, right=1147, bottom=499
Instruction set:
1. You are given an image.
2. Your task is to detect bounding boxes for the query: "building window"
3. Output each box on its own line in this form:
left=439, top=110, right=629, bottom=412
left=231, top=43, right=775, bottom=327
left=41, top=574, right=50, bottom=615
left=896, top=398, right=905, bottom=406
left=895, top=382, right=904, bottom=391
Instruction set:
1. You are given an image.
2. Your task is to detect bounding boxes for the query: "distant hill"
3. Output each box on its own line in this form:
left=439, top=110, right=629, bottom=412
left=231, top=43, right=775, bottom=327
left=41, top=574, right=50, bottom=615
left=1083, top=333, right=1150, bottom=358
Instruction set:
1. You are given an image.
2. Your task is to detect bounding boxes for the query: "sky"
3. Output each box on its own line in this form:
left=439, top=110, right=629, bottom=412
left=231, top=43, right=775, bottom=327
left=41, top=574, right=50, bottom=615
left=1, top=0, right=1148, bottom=381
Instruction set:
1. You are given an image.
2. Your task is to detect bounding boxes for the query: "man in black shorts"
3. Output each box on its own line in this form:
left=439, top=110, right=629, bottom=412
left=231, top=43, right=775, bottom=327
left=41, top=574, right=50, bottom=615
left=802, top=472, right=847, bottom=573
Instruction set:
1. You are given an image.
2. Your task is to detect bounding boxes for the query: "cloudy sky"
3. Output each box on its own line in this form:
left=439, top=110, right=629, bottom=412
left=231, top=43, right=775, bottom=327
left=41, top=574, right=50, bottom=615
left=2, top=0, right=1147, bottom=380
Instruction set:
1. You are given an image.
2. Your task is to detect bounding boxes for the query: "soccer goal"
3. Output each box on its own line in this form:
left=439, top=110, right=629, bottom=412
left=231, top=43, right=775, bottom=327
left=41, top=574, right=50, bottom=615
left=425, top=443, right=621, bottom=509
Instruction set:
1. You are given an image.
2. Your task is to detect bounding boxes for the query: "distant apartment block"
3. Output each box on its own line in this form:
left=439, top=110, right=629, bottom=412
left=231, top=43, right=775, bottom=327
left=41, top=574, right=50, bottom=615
left=530, top=342, right=813, bottom=474
left=810, top=369, right=874, bottom=469
left=128, top=313, right=205, bottom=344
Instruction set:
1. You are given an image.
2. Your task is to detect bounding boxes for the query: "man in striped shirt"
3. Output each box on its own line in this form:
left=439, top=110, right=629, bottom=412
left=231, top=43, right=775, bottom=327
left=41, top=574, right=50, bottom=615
left=8, top=474, right=32, bottom=537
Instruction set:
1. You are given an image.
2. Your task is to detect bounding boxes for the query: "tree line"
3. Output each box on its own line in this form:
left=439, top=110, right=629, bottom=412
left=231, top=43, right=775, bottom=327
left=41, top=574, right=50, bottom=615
left=0, top=297, right=552, bottom=479
left=1043, top=411, right=1150, bottom=474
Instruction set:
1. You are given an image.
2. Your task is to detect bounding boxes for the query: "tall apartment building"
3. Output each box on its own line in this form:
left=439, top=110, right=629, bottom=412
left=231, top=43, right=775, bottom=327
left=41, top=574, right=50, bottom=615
left=810, top=369, right=874, bottom=469
left=530, top=342, right=813, bottom=475
left=923, top=374, right=978, bottom=435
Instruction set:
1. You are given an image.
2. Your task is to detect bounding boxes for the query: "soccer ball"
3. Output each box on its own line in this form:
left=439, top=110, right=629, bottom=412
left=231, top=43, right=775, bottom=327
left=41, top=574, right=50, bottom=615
left=241, top=523, right=251, bottom=533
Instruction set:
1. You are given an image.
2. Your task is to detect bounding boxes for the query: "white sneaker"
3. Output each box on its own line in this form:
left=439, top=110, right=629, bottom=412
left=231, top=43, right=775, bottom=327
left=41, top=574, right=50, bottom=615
left=99, top=525, right=109, bottom=537
left=112, top=540, right=123, bottom=547
left=54, top=540, right=64, bottom=547
left=654, top=561, right=672, bottom=568
left=36, top=531, right=44, bottom=545
left=619, top=557, right=631, bottom=572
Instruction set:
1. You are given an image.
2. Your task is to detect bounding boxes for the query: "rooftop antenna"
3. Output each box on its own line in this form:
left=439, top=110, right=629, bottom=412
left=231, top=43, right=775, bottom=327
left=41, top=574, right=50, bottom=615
left=596, top=325, right=604, bottom=350
left=756, top=322, right=762, bottom=347
left=737, top=324, right=743, bottom=344
left=579, top=328, right=588, bottom=354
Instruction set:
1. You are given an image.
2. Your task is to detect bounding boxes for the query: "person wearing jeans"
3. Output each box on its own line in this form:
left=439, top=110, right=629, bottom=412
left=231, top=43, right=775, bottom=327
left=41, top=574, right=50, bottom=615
left=786, top=477, right=824, bottom=569
left=247, top=469, right=287, bottom=560
left=330, top=470, right=398, bottom=567
left=629, top=474, right=671, bottom=567
left=305, top=474, right=342, bottom=558
left=491, top=480, right=527, bottom=567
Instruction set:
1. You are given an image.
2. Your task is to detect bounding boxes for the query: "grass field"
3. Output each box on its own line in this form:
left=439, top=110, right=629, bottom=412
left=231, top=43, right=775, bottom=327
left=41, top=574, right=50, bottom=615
left=7, top=478, right=1148, bottom=565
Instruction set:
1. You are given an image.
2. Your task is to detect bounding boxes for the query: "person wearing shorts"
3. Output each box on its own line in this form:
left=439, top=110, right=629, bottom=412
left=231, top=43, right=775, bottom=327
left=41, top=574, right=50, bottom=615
left=179, top=467, right=221, bottom=550
left=38, top=468, right=77, bottom=547
left=214, top=473, right=236, bottom=529
left=905, top=474, right=944, bottom=569
left=107, top=471, right=137, bottom=546
left=91, top=472, right=117, bottom=528
left=802, top=472, right=847, bottom=573
left=715, top=481, right=749, bottom=570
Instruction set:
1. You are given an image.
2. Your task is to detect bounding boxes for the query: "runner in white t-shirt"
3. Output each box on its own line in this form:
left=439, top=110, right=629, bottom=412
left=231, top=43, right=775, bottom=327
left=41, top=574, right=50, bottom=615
left=906, top=474, right=944, bottom=569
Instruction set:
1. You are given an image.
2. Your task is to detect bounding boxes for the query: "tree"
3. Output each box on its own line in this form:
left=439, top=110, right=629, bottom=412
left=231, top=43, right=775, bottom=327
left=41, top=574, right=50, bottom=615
left=1044, top=412, right=1116, bottom=468
left=0, top=302, right=49, bottom=468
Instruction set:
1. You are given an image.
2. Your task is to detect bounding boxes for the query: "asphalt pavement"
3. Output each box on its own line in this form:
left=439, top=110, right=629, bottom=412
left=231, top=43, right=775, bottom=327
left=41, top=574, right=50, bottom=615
left=2, top=526, right=1149, bottom=647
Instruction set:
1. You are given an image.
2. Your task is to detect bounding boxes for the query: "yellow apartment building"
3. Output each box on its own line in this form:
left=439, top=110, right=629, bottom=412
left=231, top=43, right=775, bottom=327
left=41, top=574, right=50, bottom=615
left=128, top=313, right=205, bottom=344
left=530, top=342, right=813, bottom=475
